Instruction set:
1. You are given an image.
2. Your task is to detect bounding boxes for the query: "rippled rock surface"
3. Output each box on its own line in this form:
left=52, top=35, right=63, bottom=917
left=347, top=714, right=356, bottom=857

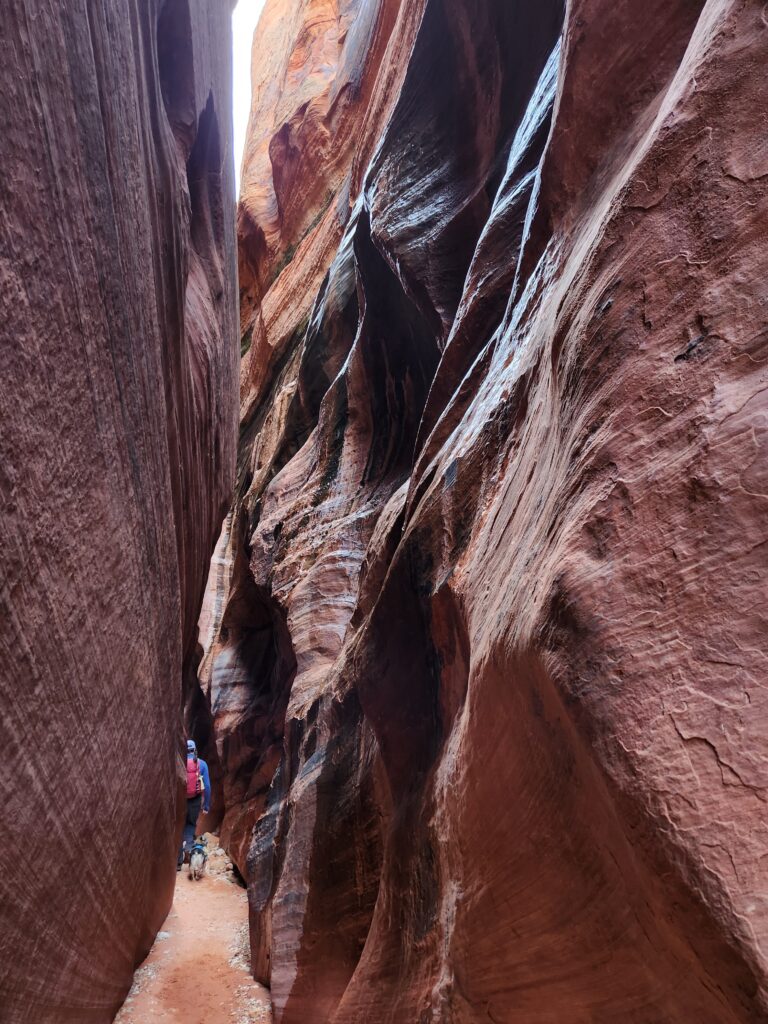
left=201, top=0, right=768, bottom=1020
left=0, top=1, right=238, bottom=1020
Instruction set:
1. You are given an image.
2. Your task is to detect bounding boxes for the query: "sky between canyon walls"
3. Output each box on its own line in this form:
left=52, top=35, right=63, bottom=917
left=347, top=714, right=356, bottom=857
left=232, top=0, right=266, bottom=192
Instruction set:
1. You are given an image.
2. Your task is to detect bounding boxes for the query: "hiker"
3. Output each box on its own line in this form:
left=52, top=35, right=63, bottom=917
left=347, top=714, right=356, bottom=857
left=177, top=739, right=211, bottom=870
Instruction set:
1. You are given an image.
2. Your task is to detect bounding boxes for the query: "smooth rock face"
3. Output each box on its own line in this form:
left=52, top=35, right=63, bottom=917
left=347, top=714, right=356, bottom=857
left=202, top=0, right=768, bottom=1020
left=0, top=1, right=237, bottom=1020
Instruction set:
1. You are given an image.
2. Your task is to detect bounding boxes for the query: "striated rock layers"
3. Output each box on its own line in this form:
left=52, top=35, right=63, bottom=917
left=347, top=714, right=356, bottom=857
left=0, top=1, right=238, bottom=1021
left=199, top=0, right=768, bottom=1020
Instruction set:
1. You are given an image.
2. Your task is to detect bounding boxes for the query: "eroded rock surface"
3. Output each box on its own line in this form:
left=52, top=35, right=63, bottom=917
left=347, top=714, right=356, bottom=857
left=200, top=0, right=768, bottom=1020
left=0, top=1, right=237, bottom=1020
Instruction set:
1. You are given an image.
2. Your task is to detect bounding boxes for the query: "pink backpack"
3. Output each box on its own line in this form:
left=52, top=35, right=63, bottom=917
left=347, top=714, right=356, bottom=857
left=186, top=756, right=202, bottom=797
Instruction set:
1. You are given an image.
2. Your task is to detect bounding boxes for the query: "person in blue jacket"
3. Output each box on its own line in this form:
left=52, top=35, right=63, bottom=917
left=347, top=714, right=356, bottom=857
left=177, top=739, right=211, bottom=869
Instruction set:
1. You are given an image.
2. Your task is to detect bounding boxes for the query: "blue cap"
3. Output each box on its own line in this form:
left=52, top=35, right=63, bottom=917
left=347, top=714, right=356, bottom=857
left=187, top=740, right=196, bottom=752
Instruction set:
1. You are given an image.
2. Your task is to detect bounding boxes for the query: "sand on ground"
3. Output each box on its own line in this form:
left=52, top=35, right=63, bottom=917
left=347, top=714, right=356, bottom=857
left=115, top=838, right=272, bottom=1024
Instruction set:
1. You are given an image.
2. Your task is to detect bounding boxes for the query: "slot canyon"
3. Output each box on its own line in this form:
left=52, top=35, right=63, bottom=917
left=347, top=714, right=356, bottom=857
left=1, top=0, right=767, bottom=1021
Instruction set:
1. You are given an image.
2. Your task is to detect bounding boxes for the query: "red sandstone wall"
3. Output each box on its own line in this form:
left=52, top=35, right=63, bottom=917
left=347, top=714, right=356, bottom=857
left=202, top=0, right=768, bottom=1020
left=0, top=1, right=238, bottom=1020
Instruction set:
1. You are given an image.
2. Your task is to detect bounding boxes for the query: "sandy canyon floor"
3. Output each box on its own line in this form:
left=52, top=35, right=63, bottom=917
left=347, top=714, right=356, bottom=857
left=115, top=838, right=272, bottom=1024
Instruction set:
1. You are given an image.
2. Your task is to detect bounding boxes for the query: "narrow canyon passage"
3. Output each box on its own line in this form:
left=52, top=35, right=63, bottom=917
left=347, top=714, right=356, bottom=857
left=115, top=840, right=272, bottom=1024
left=2, top=0, right=767, bottom=1020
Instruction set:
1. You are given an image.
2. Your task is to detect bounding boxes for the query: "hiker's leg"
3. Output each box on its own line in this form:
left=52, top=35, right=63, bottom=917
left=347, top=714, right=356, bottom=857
left=182, top=799, right=193, bottom=848
left=178, top=796, right=201, bottom=864
left=178, top=801, right=191, bottom=866
left=185, top=795, right=202, bottom=843
left=191, top=794, right=203, bottom=834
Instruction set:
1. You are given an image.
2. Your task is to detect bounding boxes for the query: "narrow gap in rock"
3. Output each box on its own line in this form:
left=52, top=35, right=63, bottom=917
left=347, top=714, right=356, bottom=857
left=4, top=0, right=766, bottom=1021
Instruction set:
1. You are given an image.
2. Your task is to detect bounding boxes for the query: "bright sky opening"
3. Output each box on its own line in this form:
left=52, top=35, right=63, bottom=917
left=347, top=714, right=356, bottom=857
left=232, top=0, right=267, bottom=195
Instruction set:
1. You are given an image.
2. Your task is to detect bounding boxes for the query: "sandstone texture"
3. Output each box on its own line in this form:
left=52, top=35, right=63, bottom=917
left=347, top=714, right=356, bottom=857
left=0, top=1, right=238, bottom=1020
left=199, top=0, right=768, bottom=1020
